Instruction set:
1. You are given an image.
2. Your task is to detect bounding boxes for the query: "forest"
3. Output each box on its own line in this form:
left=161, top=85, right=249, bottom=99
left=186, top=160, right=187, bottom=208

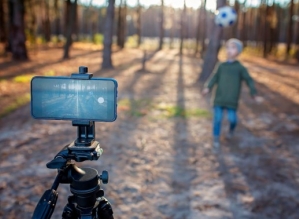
left=1, top=0, right=299, bottom=219
left=2, top=0, right=299, bottom=61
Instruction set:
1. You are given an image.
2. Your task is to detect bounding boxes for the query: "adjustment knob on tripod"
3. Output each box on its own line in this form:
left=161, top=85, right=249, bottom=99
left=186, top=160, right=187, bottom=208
left=99, top=170, right=109, bottom=184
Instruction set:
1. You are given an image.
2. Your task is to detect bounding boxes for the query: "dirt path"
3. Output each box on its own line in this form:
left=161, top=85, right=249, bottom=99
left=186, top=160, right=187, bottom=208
left=1, top=48, right=299, bottom=219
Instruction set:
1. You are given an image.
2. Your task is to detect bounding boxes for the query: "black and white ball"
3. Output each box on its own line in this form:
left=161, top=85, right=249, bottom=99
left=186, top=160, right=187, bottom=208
left=215, top=6, right=237, bottom=27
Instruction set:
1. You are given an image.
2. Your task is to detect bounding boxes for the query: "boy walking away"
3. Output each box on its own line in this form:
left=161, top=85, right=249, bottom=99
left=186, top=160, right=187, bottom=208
left=202, top=38, right=261, bottom=148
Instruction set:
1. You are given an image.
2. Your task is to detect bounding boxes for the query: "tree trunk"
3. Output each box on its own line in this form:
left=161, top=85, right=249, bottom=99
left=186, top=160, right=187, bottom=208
left=102, top=0, right=115, bottom=69
left=116, top=0, right=122, bottom=47
left=250, top=7, right=256, bottom=44
left=64, top=0, right=70, bottom=36
left=201, top=0, right=207, bottom=55
left=263, top=2, right=270, bottom=58
left=179, top=0, right=186, bottom=55
left=286, top=0, right=294, bottom=58
left=233, top=0, right=240, bottom=38
left=169, top=7, right=175, bottom=49
left=43, top=0, right=51, bottom=42
left=54, top=0, right=61, bottom=37
left=276, top=4, right=283, bottom=54
left=74, top=1, right=78, bottom=41
left=268, top=4, right=278, bottom=55
left=294, top=2, right=299, bottom=47
left=136, top=0, right=141, bottom=47
left=27, top=0, right=36, bottom=45
left=63, top=0, right=77, bottom=59
left=295, top=2, right=299, bottom=61
left=240, top=0, right=247, bottom=46
left=83, top=0, right=93, bottom=38
left=158, top=0, right=164, bottom=50
left=198, top=0, right=226, bottom=83
left=0, top=0, right=7, bottom=43
left=194, top=5, right=202, bottom=55
left=8, top=0, right=28, bottom=60
left=257, top=5, right=263, bottom=48
left=120, top=0, right=127, bottom=48
left=117, top=0, right=127, bottom=49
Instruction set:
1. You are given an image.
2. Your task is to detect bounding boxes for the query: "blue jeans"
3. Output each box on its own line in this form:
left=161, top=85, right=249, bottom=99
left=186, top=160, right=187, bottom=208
left=213, top=106, right=237, bottom=137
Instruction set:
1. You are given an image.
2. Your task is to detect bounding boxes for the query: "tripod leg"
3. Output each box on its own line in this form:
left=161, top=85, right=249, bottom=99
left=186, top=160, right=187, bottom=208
left=32, top=189, right=58, bottom=219
left=97, top=197, right=114, bottom=219
left=62, top=196, right=79, bottom=219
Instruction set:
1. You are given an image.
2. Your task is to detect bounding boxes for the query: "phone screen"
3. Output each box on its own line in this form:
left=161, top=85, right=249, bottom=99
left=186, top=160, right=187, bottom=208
left=31, top=77, right=118, bottom=122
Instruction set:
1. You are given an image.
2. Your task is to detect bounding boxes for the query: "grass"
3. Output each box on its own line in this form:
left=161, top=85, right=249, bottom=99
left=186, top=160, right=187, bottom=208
left=125, top=36, right=198, bottom=52
left=118, top=98, right=211, bottom=119
left=93, top=33, right=104, bottom=45
left=13, top=74, right=35, bottom=83
left=0, top=93, right=31, bottom=118
left=12, top=70, right=55, bottom=83
left=155, top=104, right=211, bottom=118
left=0, top=70, right=56, bottom=118
left=118, top=98, right=153, bottom=117
left=44, top=70, right=56, bottom=76
left=240, top=43, right=299, bottom=61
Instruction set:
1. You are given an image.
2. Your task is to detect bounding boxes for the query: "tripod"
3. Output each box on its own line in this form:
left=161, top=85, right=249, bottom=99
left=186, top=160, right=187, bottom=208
left=32, top=67, right=114, bottom=219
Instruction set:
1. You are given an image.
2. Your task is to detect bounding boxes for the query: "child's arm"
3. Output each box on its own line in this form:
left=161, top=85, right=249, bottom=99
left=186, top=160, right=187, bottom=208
left=241, top=67, right=257, bottom=97
left=202, top=64, right=221, bottom=95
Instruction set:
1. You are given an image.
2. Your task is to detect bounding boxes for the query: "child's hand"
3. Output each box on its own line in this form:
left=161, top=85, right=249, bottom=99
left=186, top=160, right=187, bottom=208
left=202, top=88, right=210, bottom=96
left=253, top=96, right=264, bottom=103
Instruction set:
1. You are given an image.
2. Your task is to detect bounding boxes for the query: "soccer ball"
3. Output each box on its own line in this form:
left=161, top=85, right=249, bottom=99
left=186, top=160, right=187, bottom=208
left=215, top=6, right=237, bottom=27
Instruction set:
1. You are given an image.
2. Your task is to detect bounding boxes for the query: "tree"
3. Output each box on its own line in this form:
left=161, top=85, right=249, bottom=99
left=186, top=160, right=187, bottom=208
left=194, top=0, right=207, bottom=56
left=27, top=0, right=37, bottom=45
left=117, top=0, right=127, bottom=49
left=102, top=0, right=115, bottom=69
left=122, top=1, right=127, bottom=48
left=117, top=1, right=122, bottom=47
left=198, top=0, right=226, bottom=83
left=262, top=1, right=270, bottom=58
left=262, top=2, right=278, bottom=58
left=179, top=0, right=186, bottom=55
left=158, top=0, right=164, bottom=50
left=63, top=0, right=77, bottom=59
left=54, top=0, right=61, bottom=38
left=240, top=0, right=248, bottom=46
left=201, top=0, right=207, bottom=55
left=268, top=4, right=278, bottom=55
left=294, top=1, right=299, bottom=61
left=82, top=0, right=94, bottom=40
left=136, top=0, right=141, bottom=47
left=0, top=0, right=7, bottom=43
left=256, top=4, right=263, bottom=48
left=74, top=0, right=79, bottom=41
left=42, top=0, right=51, bottom=42
left=194, top=5, right=202, bottom=55
left=286, top=0, right=294, bottom=58
left=8, top=0, right=28, bottom=60
left=247, top=5, right=256, bottom=44
left=169, top=7, right=175, bottom=49
left=233, top=0, right=240, bottom=38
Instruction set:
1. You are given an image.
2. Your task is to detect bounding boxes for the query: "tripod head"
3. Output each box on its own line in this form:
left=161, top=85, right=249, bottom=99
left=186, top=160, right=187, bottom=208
left=32, top=67, right=114, bottom=219
left=46, top=120, right=103, bottom=169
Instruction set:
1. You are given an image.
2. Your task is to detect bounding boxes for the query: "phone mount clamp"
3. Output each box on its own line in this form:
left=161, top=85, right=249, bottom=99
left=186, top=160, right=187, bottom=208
left=32, top=66, right=114, bottom=219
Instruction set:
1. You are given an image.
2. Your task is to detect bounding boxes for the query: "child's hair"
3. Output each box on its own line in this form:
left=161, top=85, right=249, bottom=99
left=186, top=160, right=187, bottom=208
left=226, top=38, right=243, bottom=54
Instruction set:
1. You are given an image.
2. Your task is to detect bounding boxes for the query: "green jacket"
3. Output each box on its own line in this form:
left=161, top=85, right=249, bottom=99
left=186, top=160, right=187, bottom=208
left=207, top=60, right=257, bottom=109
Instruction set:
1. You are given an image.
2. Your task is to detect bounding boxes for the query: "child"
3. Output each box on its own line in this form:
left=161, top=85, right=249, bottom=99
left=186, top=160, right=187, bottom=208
left=202, top=38, right=260, bottom=148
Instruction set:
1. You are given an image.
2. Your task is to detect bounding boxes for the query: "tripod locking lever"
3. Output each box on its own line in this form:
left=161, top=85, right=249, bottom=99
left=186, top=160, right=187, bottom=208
left=46, top=156, right=67, bottom=169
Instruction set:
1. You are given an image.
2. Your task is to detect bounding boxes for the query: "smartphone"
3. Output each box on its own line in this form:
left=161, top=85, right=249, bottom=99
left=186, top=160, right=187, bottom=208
left=31, top=76, right=118, bottom=122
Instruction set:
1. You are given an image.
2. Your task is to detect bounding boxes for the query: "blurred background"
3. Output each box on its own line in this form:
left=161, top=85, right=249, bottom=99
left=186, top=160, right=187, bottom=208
left=3, top=0, right=299, bottom=62
left=1, top=0, right=299, bottom=219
